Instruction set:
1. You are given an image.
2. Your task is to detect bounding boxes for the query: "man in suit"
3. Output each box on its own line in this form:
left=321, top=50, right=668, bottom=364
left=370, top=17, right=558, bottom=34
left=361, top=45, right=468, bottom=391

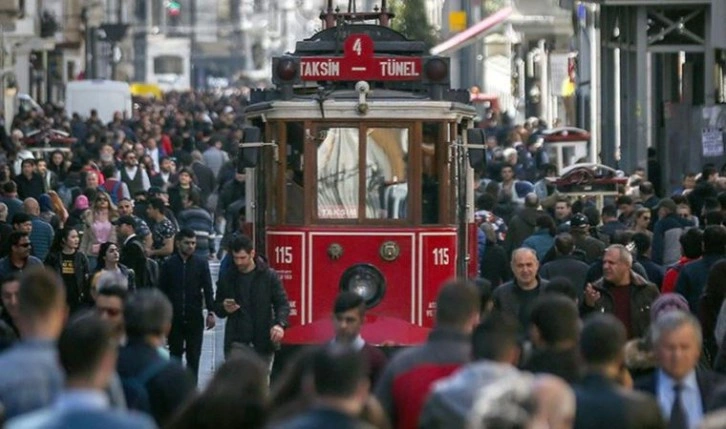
left=6, top=312, right=155, bottom=429
left=635, top=311, right=724, bottom=429
left=115, top=215, right=150, bottom=289
left=575, top=313, right=664, bottom=429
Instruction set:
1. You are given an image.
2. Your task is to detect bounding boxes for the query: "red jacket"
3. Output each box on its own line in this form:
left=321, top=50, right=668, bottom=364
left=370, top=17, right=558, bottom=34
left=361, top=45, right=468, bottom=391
left=373, top=328, right=470, bottom=429
left=662, top=257, right=698, bottom=293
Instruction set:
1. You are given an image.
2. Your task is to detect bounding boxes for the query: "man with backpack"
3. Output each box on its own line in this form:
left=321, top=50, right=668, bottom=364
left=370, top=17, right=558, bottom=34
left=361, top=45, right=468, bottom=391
left=652, top=197, right=694, bottom=265
left=100, top=164, right=130, bottom=205
left=117, top=289, right=195, bottom=426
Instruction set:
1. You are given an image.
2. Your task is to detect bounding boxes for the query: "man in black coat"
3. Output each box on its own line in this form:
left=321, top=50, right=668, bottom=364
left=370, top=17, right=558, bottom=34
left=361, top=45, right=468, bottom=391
left=158, top=228, right=215, bottom=381
left=115, top=215, right=151, bottom=289
left=575, top=313, right=664, bottom=429
left=635, top=311, right=725, bottom=429
left=538, top=232, right=590, bottom=295
left=14, top=159, right=44, bottom=201
left=214, top=234, right=290, bottom=368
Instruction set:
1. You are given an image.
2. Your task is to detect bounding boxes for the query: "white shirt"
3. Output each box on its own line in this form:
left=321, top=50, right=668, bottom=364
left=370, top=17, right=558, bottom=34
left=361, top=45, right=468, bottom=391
left=148, top=148, right=161, bottom=174
left=331, top=334, right=365, bottom=351
left=656, top=369, right=703, bottom=429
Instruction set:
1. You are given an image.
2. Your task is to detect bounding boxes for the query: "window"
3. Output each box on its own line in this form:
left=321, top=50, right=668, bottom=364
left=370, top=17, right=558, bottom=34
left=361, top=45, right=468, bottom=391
left=316, top=127, right=359, bottom=219
left=365, top=128, right=408, bottom=219
left=422, top=122, right=441, bottom=224
left=153, top=56, right=183, bottom=75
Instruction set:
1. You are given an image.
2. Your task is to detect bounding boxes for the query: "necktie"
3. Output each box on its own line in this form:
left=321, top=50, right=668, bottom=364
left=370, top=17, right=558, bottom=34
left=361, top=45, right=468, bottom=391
left=669, top=383, right=688, bottom=429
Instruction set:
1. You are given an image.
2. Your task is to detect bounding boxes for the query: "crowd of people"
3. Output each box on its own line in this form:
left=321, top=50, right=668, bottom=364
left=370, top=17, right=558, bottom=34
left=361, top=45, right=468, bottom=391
left=4, top=94, right=726, bottom=429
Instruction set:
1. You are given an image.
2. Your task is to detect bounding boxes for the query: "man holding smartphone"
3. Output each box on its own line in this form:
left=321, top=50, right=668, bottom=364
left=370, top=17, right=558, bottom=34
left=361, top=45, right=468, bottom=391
left=214, top=234, right=290, bottom=372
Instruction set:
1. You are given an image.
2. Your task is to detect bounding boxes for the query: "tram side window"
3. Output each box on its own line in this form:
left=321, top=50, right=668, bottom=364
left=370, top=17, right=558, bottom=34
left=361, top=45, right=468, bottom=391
left=365, top=128, right=408, bottom=220
left=317, top=127, right=360, bottom=219
left=285, top=122, right=305, bottom=224
left=422, top=122, right=440, bottom=224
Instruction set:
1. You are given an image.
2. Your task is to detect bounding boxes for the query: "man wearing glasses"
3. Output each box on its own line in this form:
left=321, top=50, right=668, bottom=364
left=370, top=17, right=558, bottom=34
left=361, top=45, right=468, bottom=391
left=119, top=150, right=151, bottom=197
left=0, top=231, right=41, bottom=279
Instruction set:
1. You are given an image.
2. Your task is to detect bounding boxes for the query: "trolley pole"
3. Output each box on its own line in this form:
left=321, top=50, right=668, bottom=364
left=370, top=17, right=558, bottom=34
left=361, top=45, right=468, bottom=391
left=456, top=133, right=468, bottom=279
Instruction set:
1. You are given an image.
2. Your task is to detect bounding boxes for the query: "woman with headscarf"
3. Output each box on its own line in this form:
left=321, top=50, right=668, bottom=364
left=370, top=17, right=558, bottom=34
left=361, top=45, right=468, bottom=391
left=67, top=194, right=89, bottom=230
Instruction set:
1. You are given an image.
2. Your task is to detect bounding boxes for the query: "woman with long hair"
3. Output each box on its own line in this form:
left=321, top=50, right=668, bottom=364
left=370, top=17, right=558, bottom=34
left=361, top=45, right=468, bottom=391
left=166, top=350, right=269, bottom=429
left=48, top=149, right=69, bottom=182
left=47, top=190, right=69, bottom=227
left=90, top=241, right=135, bottom=295
left=79, top=190, right=118, bottom=270
left=44, top=226, right=91, bottom=313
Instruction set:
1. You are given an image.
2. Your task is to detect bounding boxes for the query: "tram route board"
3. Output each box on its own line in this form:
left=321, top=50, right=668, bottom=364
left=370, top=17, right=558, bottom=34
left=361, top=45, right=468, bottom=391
left=299, top=34, right=422, bottom=82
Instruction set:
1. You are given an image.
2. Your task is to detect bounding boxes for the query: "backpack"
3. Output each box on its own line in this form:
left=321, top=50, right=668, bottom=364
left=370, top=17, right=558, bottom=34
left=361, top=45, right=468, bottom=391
left=100, top=179, right=123, bottom=205
left=122, top=359, right=170, bottom=413
left=662, top=226, right=693, bottom=266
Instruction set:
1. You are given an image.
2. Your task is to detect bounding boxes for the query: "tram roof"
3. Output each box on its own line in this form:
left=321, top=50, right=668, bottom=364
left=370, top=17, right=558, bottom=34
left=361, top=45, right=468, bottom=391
left=245, top=94, right=475, bottom=121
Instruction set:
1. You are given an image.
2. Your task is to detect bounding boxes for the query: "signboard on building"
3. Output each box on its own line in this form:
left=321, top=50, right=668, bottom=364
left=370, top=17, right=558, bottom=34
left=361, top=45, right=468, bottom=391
left=549, top=52, right=570, bottom=96
left=702, top=128, right=724, bottom=158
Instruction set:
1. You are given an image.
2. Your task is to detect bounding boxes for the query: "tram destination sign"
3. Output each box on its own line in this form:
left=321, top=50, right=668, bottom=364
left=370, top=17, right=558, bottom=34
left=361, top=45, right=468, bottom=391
left=299, top=34, right=422, bottom=82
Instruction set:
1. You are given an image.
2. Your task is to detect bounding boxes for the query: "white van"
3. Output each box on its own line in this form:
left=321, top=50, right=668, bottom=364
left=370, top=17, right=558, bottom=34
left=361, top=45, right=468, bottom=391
left=65, top=80, right=132, bottom=123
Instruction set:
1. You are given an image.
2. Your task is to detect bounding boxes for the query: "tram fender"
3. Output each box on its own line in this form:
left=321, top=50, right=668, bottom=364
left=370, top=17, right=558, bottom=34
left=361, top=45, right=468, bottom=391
left=282, top=315, right=430, bottom=346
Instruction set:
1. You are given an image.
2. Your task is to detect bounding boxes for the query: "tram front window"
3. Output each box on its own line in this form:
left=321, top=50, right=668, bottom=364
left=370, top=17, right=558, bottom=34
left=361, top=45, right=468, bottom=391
left=365, top=128, right=408, bottom=219
left=317, top=127, right=360, bottom=219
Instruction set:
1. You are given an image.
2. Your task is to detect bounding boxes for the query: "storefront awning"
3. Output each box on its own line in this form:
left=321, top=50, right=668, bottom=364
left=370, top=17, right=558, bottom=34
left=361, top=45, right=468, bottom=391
left=430, top=7, right=513, bottom=56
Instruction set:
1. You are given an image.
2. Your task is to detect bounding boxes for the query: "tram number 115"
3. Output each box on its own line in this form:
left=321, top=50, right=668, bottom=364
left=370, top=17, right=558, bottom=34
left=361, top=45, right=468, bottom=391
left=275, top=246, right=293, bottom=264
left=432, top=248, right=450, bottom=266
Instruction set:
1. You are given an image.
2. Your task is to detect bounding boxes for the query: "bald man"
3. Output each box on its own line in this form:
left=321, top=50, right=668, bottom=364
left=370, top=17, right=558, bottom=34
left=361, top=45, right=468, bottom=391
left=23, top=198, right=54, bottom=261
left=533, top=375, right=576, bottom=429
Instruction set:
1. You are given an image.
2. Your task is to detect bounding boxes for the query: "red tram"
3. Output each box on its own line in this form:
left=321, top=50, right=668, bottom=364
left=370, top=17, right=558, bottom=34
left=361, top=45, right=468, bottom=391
left=239, top=2, right=483, bottom=346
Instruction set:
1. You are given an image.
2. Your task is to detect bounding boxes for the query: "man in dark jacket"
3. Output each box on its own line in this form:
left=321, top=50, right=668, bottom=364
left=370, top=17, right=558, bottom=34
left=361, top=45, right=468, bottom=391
left=374, top=280, right=480, bottom=429
left=115, top=215, right=152, bottom=289
left=538, top=232, right=590, bottom=294
left=569, top=213, right=606, bottom=264
left=493, top=248, right=549, bottom=332
left=599, top=204, right=628, bottom=241
left=652, top=197, right=694, bottom=265
left=214, top=234, right=290, bottom=367
left=117, top=290, right=195, bottom=427
left=503, top=192, right=541, bottom=256
left=522, top=295, right=581, bottom=383
left=274, top=346, right=372, bottom=429
left=158, top=228, right=215, bottom=380
left=14, top=159, right=44, bottom=201
left=575, top=314, right=664, bottom=429
left=676, top=225, right=726, bottom=313
left=581, top=244, right=660, bottom=339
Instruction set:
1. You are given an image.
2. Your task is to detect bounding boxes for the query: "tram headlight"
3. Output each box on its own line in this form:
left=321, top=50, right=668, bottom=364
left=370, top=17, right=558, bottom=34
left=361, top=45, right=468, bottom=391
left=424, top=57, right=449, bottom=82
left=339, top=264, right=386, bottom=308
left=274, top=57, right=298, bottom=82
